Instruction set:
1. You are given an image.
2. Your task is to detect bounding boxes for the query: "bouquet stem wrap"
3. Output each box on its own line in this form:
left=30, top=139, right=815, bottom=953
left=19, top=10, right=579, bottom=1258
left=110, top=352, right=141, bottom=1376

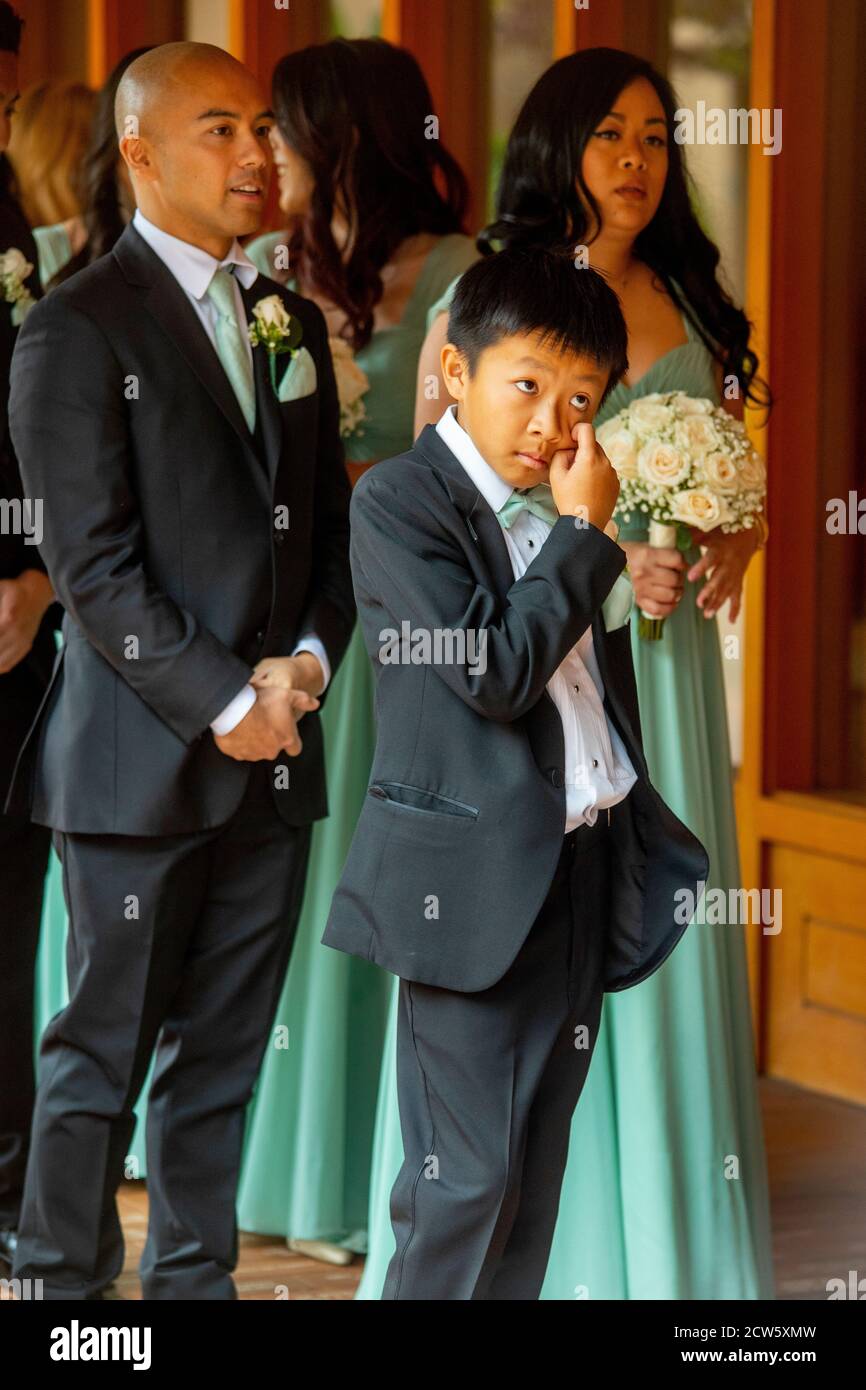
left=638, top=519, right=679, bottom=641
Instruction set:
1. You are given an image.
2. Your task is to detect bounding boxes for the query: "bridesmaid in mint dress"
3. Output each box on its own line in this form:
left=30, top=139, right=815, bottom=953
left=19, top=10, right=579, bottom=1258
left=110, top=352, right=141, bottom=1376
left=32, top=39, right=477, bottom=1257
left=235, top=38, right=478, bottom=1256
left=356, top=48, right=775, bottom=1299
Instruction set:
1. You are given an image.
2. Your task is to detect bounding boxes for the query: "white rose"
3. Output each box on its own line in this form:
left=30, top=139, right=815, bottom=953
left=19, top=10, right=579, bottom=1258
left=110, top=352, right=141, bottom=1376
left=0, top=247, right=31, bottom=280
left=674, top=414, right=721, bottom=458
left=670, top=487, right=727, bottom=531
left=637, top=439, right=691, bottom=487
left=674, top=394, right=713, bottom=415
left=628, top=398, right=673, bottom=433
left=253, top=294, right=291, bottom=332
left=702, top=451, right=740, bottom=494
left=737, top=449, right=766, bottom=489
left=596, top=423, right=638, bottom=479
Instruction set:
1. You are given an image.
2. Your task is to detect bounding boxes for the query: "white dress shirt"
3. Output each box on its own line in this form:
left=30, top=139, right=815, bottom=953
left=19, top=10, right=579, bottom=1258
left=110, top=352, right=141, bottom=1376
left=436, top=404, right=637, bottom=830
left=131, top=209, right=329, bottom=734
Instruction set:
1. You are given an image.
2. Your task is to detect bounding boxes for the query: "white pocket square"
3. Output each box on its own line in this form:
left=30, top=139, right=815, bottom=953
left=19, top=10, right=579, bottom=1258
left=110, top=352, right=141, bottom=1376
left=602, top=570, right=635, bottom=633
left=277, top=345, right=317, bottom=402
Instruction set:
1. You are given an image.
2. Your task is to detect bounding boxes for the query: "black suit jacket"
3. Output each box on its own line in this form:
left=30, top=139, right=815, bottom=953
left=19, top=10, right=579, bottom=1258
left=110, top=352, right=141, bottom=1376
left=323, top=424, right=709, bottom=993
left=0, top=178, right=61, bottom=807
left=5, top=220, right=355, bottom=834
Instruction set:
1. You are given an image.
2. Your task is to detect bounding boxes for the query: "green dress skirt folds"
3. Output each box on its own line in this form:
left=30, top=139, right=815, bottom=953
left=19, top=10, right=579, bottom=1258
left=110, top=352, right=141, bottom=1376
left=354, top=275, right=776, bottom=1298
left=30, top=225, right=480, bottom=1250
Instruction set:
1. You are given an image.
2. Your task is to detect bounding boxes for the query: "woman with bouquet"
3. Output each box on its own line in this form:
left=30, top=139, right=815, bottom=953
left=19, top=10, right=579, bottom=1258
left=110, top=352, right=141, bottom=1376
left=356, top=46, right=774, bottom=1300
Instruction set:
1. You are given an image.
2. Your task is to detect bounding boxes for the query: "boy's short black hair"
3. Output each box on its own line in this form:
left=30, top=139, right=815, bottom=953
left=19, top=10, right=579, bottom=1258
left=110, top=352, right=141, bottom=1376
left=447, top=246, right=629, bottom=408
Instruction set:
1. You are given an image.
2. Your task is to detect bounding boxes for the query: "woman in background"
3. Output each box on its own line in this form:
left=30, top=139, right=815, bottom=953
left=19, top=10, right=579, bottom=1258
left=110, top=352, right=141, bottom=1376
left=28, top=49, right=146, bottom=288
left=7, top=78, right=93, bottom=231
left=237, top=36, right=479, bottom=1262
left=357, top=46, right=774, bottom=1300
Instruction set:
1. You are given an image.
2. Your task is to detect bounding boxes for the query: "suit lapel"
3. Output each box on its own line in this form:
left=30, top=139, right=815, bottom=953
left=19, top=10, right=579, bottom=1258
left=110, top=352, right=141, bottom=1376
left=112, top=223, right=276, bottom=485
left=239, top=279, right=283, bottom=491
left=592, top=611, right=646, bottom=769
left=415, top=424, right=515, bottom=597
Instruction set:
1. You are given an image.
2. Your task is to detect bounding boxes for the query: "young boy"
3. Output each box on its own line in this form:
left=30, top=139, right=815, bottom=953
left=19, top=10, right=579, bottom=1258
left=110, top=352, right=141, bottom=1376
left=322, top=247, right=708, bottom=1300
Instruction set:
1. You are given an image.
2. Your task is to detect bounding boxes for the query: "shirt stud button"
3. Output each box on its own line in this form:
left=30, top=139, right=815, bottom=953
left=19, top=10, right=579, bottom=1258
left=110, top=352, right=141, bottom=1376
left=592, top=758, right=599, bottom=767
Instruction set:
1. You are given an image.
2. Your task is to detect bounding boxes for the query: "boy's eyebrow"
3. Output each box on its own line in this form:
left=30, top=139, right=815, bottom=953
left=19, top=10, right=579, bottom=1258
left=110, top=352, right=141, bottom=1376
left=513, top=355, right=605, bottom=380
left=605, top=110, right=667, bottom=127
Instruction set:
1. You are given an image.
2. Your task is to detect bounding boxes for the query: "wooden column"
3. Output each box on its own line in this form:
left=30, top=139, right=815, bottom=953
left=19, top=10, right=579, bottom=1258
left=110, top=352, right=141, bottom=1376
left=553, top=0, right=668, bottom=66
left=381, top=0, right=490, bottom=235
left=760, top=0, right=829, bottom=795
left=88, top=0, right=184, bottom=85
left=15, top=0, right=89, bottom=85
left=738, top=0, right=775, bottom=1048
left=228, top=0, right=327, bottom=84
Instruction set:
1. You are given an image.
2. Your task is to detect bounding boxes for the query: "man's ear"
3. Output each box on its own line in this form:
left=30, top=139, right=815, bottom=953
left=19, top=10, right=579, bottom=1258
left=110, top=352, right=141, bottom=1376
left=118, top=130, right=154, bottom=187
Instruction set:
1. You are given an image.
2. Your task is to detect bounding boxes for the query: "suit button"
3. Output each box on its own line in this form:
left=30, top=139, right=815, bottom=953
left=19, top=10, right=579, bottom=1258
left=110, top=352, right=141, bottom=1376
left=550, top=768, right=563, bottom=788
left=274, top=532, right=285, bottom=546
left=256, top=630, right=264, bottom=643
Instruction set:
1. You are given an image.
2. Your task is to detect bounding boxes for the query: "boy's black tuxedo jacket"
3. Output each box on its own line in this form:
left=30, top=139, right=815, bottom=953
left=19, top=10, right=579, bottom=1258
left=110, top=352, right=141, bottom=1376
left=323, top=424, right=708, bottom=993
left=4, top=219, right=355, bottom=834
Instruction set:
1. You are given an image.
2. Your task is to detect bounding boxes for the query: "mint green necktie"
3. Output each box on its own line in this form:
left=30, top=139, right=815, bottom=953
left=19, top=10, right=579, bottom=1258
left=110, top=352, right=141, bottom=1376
left=496, top=484, right=559, bottom=530
left=205, top=266, right=256, bottom=433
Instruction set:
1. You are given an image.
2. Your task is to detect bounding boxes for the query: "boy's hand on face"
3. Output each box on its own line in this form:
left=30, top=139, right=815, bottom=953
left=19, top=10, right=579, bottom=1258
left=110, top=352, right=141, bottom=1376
left=549, top=421, right=620, bottom=533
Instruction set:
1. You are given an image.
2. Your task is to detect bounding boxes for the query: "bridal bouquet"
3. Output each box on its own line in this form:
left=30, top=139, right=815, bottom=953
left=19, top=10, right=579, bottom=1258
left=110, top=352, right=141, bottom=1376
left=596, top=391, right=766, bottom=640
left=328, top=337, right=369, bottom=440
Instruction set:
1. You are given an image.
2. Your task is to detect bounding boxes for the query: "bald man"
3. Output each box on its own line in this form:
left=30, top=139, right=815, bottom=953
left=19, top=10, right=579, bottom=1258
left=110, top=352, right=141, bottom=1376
left=6, top=42, right=354, bottom=1299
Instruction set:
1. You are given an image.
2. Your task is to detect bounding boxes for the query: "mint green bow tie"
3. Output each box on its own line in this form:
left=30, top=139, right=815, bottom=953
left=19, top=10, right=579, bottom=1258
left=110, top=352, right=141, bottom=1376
left=496, top=484, right=559, bottom=530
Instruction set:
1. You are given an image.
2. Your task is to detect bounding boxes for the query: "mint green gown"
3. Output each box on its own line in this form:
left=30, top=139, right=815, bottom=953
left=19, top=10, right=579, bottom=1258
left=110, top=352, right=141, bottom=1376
left=354, top=276, right=776, bottom=1298
left=31, top=224, right=480, bottom=1249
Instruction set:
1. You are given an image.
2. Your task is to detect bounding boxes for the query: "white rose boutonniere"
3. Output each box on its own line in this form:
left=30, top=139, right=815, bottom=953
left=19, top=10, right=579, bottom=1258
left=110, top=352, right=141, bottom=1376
left=0, top=246, right=36, bottom=325
left=328, top=336, right=370, bottom=439
left=247, top=294, right=303, bottom=395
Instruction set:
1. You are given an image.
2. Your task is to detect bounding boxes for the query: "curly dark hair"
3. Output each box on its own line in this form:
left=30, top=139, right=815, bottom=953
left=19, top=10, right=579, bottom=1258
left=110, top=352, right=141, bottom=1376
left=271, top=36, right=468, bottom=352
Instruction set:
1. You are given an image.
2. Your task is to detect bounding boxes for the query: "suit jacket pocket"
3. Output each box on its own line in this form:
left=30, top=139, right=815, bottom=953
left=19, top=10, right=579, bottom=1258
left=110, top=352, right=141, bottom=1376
left=368, top=780, right=479, bottom=819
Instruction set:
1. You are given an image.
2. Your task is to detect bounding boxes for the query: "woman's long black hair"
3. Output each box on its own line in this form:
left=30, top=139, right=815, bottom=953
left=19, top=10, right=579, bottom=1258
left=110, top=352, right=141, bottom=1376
left=481, top=47, right=769, bottom=411
left=271, top=36, right=468, bottom=352
left=48, top=46, right=151, bottom=288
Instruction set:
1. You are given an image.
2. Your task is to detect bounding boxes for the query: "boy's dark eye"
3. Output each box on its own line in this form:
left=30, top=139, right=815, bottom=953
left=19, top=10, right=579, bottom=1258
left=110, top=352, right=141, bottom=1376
left=515, top=380, right=537, bottom=394
left=571, top=393, right=591, bottom=410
